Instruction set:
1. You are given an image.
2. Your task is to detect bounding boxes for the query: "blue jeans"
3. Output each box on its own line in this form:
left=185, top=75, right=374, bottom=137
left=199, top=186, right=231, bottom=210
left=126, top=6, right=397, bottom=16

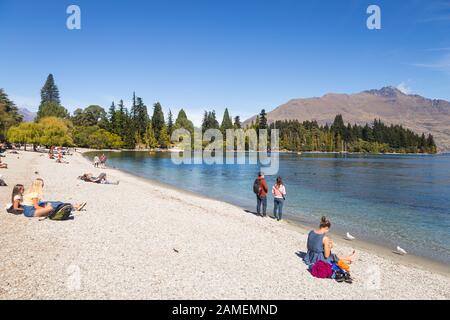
left=257, top=196, right=267, bottom=216
left=23, top=201, right=64, bottom=218
left=274, top=198, right=284, bottom=220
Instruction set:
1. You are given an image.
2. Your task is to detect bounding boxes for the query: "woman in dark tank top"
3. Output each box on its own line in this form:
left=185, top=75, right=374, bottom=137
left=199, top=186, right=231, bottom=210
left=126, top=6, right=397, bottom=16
left=303, top=216, right=356, bottom=268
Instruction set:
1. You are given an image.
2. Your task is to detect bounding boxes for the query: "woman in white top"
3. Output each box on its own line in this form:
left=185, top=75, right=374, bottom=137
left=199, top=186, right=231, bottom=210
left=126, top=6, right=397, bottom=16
left=22, top=178, right=86, bottom=218
left=93, top=156, right=100, bottom=168
left=272, top=176, right=286, bottom=221
left=8, top=184, right=24, bottom=214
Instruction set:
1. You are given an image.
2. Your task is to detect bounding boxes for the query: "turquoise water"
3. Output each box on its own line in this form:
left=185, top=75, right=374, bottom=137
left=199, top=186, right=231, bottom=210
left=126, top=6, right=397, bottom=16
left=86, top=151, right=450, bottom=264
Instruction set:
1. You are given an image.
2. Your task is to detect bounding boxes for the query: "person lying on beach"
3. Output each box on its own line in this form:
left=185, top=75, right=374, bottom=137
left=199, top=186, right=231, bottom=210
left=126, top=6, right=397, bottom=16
left=0, top=158, right=7, bottom=168
left=22, top=178, right=87, bottom=218
left=78, top=173, right=119, bottom=185
left=6, top=184, right=25, bottom=214
left=303, top=216, right=356, bottom=268
left=0, top=174, right=7, bottom=186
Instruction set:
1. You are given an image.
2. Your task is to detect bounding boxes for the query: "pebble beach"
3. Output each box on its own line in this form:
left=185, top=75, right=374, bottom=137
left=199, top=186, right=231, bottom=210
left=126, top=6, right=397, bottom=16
left=0, top=150, right=449, bottom=300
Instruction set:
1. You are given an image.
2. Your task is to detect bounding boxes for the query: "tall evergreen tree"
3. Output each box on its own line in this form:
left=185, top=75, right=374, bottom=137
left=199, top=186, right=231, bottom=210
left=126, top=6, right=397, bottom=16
left=131, top=92, right=137, bottom=119
left=151, top=102, right=165, bottom=140
left=259, top=109, right=268, bottom=129
left=220, top=108, right=233, bottom=134
left=134, top=97, right=149, bottom=139
left=144, top=122, right=158, bottom=148
left=158, top=124, right=170, bottom=148
left=40, top=74, right=60, bottom=105
left=233, top=116, right=241, bottom=129
left=37, top=74, right=68, bottom=121
left=175, top=109, right=194, bottom=133
left=167, top=109, right=174, bottom=135
left=108, top=102, right=117, bottom=133
left=201, top=110, right=220, bottom=132
left=116, top=100, right=126, bottom=137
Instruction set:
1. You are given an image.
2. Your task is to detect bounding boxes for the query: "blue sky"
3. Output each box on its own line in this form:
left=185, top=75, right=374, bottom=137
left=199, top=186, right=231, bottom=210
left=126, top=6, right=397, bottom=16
left=0, top=0, right=449, bottom=125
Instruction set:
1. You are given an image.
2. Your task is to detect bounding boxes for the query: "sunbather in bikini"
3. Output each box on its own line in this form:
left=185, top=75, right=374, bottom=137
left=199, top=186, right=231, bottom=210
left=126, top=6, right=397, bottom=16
left=0, top=158, right=7, bottom=168
left=78, top=173, right=119, bottom=185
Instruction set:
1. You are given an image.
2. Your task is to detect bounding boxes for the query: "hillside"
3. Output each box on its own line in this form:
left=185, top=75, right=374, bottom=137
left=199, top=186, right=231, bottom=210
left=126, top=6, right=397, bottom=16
left=244, top=87, right=450, bottom=151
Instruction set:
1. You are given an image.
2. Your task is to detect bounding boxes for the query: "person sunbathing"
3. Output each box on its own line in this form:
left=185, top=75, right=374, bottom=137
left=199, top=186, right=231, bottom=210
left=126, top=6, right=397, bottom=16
left=0, top=174, right=7, bottom=186
left=22, top=178, right=87, bottom=218
left=0, top=158, right=7, bottom=168
left=78, top=173, right=119, bottom=185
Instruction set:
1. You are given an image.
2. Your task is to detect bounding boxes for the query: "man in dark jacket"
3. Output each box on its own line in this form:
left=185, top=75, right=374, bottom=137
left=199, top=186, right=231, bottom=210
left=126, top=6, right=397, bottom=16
left=256, top=172, right=268, bottom=216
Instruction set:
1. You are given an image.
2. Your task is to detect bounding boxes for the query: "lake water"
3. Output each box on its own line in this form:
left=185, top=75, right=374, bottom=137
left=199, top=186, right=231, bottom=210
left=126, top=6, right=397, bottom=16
left=85, top=151, right=450, bottom=264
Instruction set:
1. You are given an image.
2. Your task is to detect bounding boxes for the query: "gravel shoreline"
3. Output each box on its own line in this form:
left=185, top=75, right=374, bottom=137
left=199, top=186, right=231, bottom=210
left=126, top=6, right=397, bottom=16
left=1, top=151, right=449, bottom=299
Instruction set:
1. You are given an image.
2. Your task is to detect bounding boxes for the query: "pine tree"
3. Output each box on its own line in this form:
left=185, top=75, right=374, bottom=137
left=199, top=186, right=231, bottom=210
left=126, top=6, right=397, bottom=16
left=108, top=102, right=117, bottom=133
left=209, top=111, right=220, bottom=130
left=144, top=123, right=158, bottom=148
left=122, top=109, right=136, bottom=148
left=158, top=124, right=170, bottom=148
left=259, top=109, right=268, bottom=129
left=220, top=108, right=233, bottom=134
left=167, top=109, right=174, bottom=135
left=135, top=97, right=149, bottom=139
left=426, top=134, right=436, bottom=153
left=37, top=74, right=68, bottom=121
left=151, top=102, right=165, bottom=140
left=40, top=74, right=60, bottom=105
left=201, top=111, right=208, bottom=132
left=175, top=109, right=194, bottom=133
left=116, top=100, right=126, bottom=137
left=201, top=110, right=220, bottom=132
left=131, top=92, right=137, bottom=119
left=233, top=116, right=241, bottom=129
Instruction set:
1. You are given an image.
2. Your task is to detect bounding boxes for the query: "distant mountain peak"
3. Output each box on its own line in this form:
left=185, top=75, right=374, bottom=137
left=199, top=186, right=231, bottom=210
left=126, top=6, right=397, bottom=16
left=364, top=86, right=405, bottom=97
left=19, top=108, right=37, bottom=122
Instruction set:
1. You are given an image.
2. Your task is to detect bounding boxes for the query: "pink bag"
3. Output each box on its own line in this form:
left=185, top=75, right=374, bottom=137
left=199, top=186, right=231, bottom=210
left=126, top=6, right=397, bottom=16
left=311, top=260, right=333, bottom=279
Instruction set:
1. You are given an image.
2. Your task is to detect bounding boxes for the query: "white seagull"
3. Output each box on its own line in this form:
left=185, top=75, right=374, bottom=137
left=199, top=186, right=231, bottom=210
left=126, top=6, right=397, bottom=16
left=396, top=246, right=407, bottom=255
left=345, top=232, right=355, bottom=240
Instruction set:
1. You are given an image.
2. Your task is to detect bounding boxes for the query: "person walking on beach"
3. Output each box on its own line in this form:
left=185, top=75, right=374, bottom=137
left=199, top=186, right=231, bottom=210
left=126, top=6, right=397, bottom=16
left=253, top=172, right=268, bottom=217
left=272, top=177, right=286, bottom=221
left=100, top=153, right=107, bottom=168
left=93, top=156, right=100, bottom=168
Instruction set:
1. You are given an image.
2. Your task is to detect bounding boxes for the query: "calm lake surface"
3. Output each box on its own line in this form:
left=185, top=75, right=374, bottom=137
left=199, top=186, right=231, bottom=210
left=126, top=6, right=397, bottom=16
left=86, top=151, right=450, bottom=264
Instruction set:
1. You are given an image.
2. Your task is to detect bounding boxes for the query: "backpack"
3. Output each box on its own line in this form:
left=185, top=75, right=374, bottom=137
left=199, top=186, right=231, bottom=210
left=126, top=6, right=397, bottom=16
left=48, top=203, right=73, bottom=221
left=253, top=178, right=261, bottom=195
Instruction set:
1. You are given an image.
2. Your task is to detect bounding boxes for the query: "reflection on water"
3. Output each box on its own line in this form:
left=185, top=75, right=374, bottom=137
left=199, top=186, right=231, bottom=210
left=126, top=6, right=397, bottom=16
left=85, top=151, right=450, bottom=264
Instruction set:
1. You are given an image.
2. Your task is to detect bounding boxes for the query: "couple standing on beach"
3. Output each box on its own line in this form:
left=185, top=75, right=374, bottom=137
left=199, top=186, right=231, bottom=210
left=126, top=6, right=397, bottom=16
left=254, top=172, right=286, bottom=221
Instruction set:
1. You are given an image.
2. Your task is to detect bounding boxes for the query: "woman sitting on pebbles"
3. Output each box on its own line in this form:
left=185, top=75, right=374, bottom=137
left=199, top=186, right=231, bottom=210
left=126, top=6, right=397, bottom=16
left=304, top=216, right=356, bottom=268
left=7, top=184, right=25, bottom=214
left=22, top=178, right=86, bottom=218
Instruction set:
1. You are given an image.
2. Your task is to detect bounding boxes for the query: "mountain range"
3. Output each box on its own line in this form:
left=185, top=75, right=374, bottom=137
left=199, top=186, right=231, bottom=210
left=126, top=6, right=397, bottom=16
left=18, top=108, right=37, bottom=122
left=244, top=86, right=450, bottom=151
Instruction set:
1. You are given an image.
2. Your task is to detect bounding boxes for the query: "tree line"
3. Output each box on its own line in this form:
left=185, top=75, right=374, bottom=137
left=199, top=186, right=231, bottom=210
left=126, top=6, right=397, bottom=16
left=1, top=74, right=437, bottom=154
left=266, top=114, right=437, bottom=154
